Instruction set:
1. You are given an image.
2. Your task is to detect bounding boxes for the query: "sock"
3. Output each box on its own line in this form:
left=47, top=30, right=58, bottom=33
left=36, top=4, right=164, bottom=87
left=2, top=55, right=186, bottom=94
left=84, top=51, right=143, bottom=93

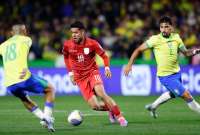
left=44, top=102, right=54, bottom=117
left=111, top=105, right=121, bottom=118
left=151, top=91, right=173, bottom=109
left=31, top=106, right=44, bottom=120
left=187, top=100, right=200, bottom=114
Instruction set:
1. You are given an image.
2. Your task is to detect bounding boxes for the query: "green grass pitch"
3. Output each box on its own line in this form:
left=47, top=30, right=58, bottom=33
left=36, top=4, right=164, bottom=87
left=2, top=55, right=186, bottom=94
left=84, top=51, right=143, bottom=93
left=0, top=96, right=200, bottom=135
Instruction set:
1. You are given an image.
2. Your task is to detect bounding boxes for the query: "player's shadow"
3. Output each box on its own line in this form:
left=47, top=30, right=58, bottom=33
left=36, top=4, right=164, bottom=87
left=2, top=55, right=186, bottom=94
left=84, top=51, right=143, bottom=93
left=103, top=121, right=159, bottom=126
left=103, top=121, right=140, bottom=126
left=56, top=127, right=85, bottom=132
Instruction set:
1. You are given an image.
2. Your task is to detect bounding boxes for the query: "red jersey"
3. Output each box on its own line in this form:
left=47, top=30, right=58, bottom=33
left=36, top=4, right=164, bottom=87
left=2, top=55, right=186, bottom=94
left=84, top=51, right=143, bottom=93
left=63, top=37, right=109, bottom=81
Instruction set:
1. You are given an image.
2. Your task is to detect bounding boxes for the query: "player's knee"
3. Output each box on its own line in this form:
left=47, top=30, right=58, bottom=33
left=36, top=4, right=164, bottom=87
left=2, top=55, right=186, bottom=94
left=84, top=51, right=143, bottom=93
left=45, top=84, right=55, bottom=93
left=181, top=90, right=193, bottom=102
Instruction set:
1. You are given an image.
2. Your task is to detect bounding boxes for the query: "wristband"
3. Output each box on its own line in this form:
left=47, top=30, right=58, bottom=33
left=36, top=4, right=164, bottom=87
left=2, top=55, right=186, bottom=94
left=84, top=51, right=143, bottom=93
left=69, top=72, right=74, bottom=76
left=105, top=66, right=110, bottom=70
left=193, top=50, right=197, bottom=55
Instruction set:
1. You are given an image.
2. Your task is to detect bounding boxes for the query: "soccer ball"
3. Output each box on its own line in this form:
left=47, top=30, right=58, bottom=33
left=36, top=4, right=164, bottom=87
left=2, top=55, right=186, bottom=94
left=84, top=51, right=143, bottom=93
left=67, top=110, right=83, bottom=126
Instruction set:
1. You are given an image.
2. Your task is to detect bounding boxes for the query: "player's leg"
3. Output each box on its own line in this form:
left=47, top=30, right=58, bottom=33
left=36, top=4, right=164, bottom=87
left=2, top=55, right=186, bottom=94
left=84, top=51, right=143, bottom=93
left=87, top=95, right=109, bottom=111
left=89, top=71, right=127, bottom=126
left=146, top=72, right=183, bottom=118
left=20, top=95, right=54, bottom=131
left=76, top=79, right=106, bottom=111
left=43, top=84, right=55, bottom=118
left=167, top=72, right=200, bottom=114
left=77, top=77, right=119, bottom=124
left=25, top=75, right=55, bottom=132
left=27, top=75, right=55, bottom=118
left=181, top=90, right=200, bottom=114
left=39, top=84, right=55, bottom=132
left=86, top=95, right=116, bottom=123
left=7, top=86, right=45, bottom=120
left=98, top=101, right=116, bottom=123
left=145, top=91, right=175, bottom=118
left=93, top=84, right=128, bottom=127
left=21, top=95, right=45, bottom=120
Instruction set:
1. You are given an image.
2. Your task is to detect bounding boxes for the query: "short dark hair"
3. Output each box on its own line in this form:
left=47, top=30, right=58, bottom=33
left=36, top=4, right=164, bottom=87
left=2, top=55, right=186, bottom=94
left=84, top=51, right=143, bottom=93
left=159, top=16, right=172, bottom=25
left=70, top=21, right=85, bottom=30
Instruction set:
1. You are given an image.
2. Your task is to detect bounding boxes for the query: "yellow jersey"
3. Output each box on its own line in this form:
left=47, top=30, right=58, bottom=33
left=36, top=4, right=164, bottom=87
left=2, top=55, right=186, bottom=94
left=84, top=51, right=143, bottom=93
left=145, top=33, right=185, bottom=76
left=0, top=35, right=32, bottom=86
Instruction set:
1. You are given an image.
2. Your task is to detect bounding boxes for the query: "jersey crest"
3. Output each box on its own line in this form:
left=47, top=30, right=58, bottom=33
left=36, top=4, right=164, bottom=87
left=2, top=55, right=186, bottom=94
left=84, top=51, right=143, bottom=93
left=83, top=48, right=89, bottom=55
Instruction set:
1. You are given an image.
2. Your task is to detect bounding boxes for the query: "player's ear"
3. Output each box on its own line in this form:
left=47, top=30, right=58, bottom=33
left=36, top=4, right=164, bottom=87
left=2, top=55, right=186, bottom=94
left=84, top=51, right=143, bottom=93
left=81, top=29, right=85, bottom=35
left=170, top=26, right=174, bottom=32
left=10, top=30, right=14, bottom=36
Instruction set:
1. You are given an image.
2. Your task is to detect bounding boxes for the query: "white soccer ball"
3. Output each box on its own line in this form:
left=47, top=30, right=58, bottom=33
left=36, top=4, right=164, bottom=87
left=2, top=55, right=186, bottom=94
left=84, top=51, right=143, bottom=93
left=67, top=110, right=83, bottom=126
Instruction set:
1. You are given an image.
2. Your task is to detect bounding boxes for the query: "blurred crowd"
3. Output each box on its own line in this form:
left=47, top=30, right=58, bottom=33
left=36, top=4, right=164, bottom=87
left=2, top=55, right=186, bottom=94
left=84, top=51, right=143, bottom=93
left=0, top=0, right=200, bottom=65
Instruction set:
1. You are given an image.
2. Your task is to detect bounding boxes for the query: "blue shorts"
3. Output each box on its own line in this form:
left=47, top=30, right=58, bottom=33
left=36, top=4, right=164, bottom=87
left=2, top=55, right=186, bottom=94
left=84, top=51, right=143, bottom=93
left=7, top=75, right=48, bottom=99
left=158, top=72, right=186, bottom=97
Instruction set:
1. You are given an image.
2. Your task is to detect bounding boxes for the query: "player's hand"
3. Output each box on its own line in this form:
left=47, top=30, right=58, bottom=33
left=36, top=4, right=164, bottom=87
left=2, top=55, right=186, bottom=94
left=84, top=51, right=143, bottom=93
left=105, top=67, right=112, bottom=78
left=19, top=68, right=28, bottom=79
left=69, top=72, right=76, bottom=85
left=124, top=64, right=132, bottom=76
left=70, top=75, right=76, bottom=85
left=195, top=48, right=200, bottom=54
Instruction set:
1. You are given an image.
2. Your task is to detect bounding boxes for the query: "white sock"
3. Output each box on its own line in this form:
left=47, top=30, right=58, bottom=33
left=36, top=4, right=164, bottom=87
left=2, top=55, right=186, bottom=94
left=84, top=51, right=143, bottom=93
left=151, top=92, right=172, bottom=109
left=187, top=100, right=200, bottom=114
left=32, top=107, right=44, bottom=120
left=44, top=106, right=53, bottom=117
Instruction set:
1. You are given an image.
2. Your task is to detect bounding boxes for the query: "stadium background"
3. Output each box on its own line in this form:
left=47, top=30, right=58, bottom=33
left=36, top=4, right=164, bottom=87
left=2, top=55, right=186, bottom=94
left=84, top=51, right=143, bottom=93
left=0, top=0, right=200, bottom=96
left=0, top=0, right=200, bottom=135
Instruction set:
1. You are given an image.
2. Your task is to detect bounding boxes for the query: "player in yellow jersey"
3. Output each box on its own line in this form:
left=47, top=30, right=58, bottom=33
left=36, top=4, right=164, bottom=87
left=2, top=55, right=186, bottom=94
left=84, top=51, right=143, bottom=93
left=0, top=24, right=55, bottom=132
left=124, top=16, right=200, bottom=118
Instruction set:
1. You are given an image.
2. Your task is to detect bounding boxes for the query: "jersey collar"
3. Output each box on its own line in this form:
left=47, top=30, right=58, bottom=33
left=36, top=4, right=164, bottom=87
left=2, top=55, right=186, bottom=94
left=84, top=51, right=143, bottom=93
left=160, top=33, right=173, bottom=40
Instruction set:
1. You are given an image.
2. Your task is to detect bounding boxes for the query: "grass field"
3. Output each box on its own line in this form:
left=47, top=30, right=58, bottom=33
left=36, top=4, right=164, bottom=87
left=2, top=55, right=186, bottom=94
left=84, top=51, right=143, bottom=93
left=0, top=96, right=200, bottom=135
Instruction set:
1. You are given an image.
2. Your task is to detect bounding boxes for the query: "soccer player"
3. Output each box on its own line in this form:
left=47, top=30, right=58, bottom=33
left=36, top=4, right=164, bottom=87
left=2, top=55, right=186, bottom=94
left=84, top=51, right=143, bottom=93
left=124, top=16, right=200, bottom=118
left=63, top=21, right=128, bottom=127
left=0, top=24, right=55, bottom=131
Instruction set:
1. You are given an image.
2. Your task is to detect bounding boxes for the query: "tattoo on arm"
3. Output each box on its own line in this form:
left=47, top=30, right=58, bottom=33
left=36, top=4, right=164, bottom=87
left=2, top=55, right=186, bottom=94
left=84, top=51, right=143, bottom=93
left=179, top=46, right=195, bottom=56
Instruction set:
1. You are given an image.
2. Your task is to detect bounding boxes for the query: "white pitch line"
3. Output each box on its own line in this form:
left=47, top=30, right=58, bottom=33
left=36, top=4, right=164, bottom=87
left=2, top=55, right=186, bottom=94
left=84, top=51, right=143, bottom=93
left=55, top=110, right=108, bottom=116
left=0, top=109, right=108, bottom=116
left=0, top=109, right=124, bottom=117
left=55, top=110, right=124, bottom=116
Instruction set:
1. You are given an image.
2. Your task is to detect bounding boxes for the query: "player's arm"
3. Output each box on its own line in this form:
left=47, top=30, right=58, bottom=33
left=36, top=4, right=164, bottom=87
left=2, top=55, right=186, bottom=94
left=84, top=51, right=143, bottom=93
left=124, top=43, right=149, bottom=76
left=63, top=45, right=76, bottom=85
left=62, top=45, right=72, bottom=72
left=63, top=54, right=72, bottom=73
left=94, top=41, right=111, bottom=78
left=179, top=46, right=200, bottom=57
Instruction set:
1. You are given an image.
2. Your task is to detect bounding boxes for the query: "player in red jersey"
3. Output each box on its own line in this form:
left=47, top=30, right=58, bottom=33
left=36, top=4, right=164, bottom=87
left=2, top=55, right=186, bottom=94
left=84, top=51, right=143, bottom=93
left=62, top=21, right=128, bottom=127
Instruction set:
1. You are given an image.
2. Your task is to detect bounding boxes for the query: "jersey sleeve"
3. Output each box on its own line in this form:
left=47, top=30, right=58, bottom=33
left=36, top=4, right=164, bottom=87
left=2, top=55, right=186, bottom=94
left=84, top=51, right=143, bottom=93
left=176, top=34, right=185, bottom=49
left=145, top=36, right=156, bottom=48
left=62, top=41, right=72, bottom=72
left=23, top=37, right=32, bottom=47
left=93, top=40, right=105, bottom=55
left=93, top=40, right=110, bottom=67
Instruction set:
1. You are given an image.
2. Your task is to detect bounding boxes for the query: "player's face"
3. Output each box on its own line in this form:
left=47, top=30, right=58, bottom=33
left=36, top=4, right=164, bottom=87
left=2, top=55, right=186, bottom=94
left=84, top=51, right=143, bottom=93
left=160, top=23, right=172, bottom=37
left=70, top=28, right=85, bottom=44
